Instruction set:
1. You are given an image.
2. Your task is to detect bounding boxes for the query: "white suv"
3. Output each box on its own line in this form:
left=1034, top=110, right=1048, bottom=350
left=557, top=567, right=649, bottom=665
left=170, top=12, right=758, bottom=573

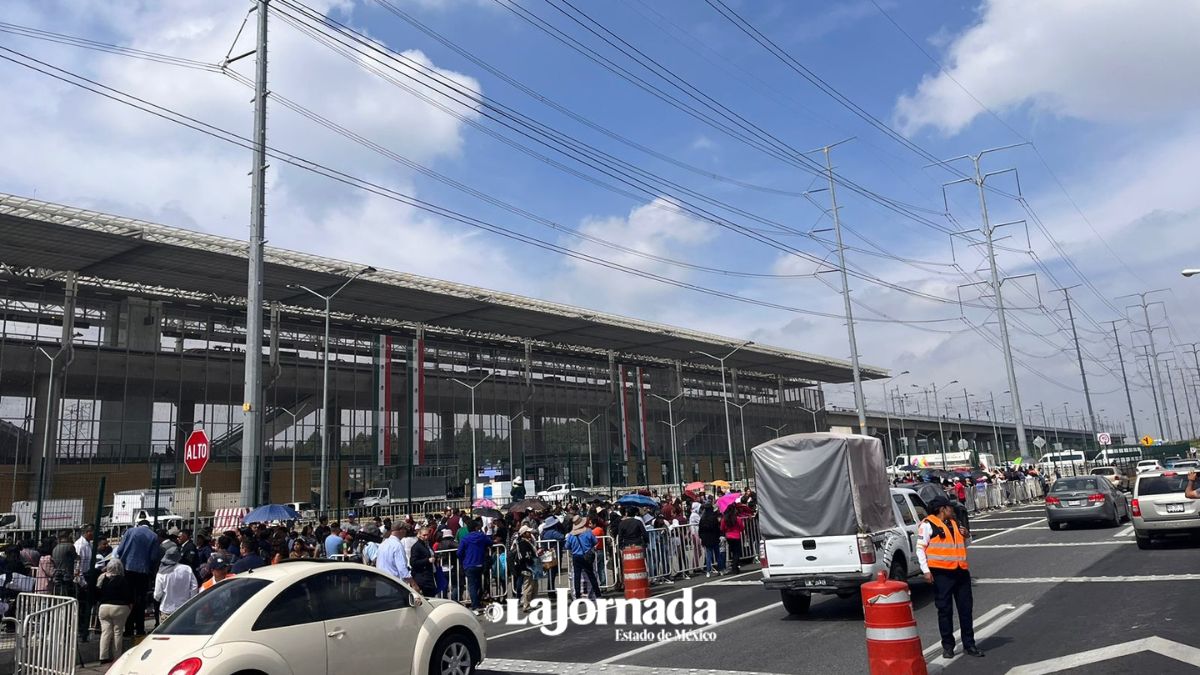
left=1131, top=470, right=1200, bottom=549
left=536, top=483, right=575, bottom=502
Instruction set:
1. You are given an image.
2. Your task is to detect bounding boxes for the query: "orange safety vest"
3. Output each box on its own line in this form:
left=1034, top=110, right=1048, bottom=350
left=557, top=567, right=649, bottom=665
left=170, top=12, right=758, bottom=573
left=922, top=515, right=968, bottom=570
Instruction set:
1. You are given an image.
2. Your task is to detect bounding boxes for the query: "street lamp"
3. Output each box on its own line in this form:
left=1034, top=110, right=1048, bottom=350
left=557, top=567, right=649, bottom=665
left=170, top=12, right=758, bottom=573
left=573, top=413, right=601, bottom=487
left=451, top=370, right=493, bottom=501
left=651, top=392, right=685, bottom=490
left=764, top=423, right=788, bottom=437
left=873, top=370, right=909, bottom=464
left=276, top=408, right=300, bottom=504
left=505, top=410, right=525, bottom=482
left=913, top=379, right=957, bottom=469
left=287, top=265, right=374, bottom=516
left=1182, top=269, right=1200, bottom=277
left=728, top=398, right=753, bottom=481
left=691, top=340, right=753, bottom=483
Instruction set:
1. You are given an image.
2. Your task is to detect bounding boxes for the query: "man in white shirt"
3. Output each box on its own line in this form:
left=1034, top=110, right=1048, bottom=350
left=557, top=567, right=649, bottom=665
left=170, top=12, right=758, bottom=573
left=74, top=525, right=95, bottom=641
left=153, top=547, right=198, bottom=621
left=376, top=523, right=415, bottom=589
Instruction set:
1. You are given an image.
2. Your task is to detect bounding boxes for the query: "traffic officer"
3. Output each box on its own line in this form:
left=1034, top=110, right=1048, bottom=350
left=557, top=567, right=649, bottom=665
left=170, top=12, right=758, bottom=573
left=917, top=495, right=985, bottom=659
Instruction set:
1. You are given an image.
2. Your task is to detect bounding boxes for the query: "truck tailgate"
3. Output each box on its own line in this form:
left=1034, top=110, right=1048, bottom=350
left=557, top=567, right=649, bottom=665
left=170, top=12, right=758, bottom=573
left=764, top=535, right=861, bottom=576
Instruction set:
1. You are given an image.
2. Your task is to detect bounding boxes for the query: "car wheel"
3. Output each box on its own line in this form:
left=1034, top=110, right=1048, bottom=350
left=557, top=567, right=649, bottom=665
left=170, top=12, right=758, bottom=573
left=1136, top=536, right=1153, bottom=550
left=1108, top=509, right=1121, bottom=528
left=430, top=631, right=477, bottom=675
left=1048, top=521, right=1061, bottom=531
left=781, top=590, right=811, bottom=615
left=888, top=558, right=907, bottom=582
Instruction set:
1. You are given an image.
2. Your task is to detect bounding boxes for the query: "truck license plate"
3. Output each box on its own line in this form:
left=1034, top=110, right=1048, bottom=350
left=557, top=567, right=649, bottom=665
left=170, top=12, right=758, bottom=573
left=1167, top=503, right=1185, bottom=513
left=803, top=578, right=830, bottom=587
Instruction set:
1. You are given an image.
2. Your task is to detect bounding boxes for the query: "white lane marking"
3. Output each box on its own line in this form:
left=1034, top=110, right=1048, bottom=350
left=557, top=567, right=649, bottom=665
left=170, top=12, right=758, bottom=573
left=970, top=516, right=1046, bottom=521
left=710, top=580, right=762, bottom=586
left=967, top=528, right=1009, bottom=532
left=921, top=604, right=1015, bottom=657
left=971, top=518, right=1047, bottom=543
left=481, top=657, right=791, bottom=674
left=486, top=569, right=762, bottom=640
left=971, top=541, right=1135, bottom=548
left=598, top=601, right=783, bottom=664
left=929, top=603, right=1033, bottom=667
left=1113, top=525, right=1135, bottom=538
left=1005, top=636, right=1200, bottom=674
left=976, top=574, right=1200, bottom=584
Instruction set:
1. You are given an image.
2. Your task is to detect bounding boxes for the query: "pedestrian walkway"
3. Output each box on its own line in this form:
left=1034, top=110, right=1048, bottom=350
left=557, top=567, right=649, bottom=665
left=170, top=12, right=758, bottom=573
left=480, top=658, right=789, bottom=674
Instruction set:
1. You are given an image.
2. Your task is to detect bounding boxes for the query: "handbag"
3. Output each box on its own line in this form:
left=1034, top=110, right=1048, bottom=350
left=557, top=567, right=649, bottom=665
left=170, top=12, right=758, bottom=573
left=582, top=548, right=596, bottom=566
left=539, top=549, right=557, bottom=570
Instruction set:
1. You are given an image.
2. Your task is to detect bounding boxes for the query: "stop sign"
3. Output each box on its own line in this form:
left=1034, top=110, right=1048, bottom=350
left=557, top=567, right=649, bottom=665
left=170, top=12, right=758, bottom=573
left=184, top=429, right=210, bottom=475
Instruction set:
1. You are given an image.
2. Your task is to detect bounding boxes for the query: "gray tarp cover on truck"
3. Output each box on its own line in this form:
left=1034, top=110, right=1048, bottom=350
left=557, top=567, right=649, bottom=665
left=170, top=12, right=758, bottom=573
left=752, top=433, right=892, bottom=538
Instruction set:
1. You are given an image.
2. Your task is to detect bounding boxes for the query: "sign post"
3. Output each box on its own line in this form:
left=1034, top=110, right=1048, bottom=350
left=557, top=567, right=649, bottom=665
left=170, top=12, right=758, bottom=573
left=185, top=429, right=211, bottom=533
left=1097, top=432, right=1112, bottom=447
left=1140, top=435, right=1154, bottom=448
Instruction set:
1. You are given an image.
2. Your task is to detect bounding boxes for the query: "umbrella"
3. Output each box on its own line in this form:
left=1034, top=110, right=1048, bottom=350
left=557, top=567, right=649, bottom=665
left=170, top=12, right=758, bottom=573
left=708, top=480, right=732, bottom=488
left=616, top=493, right=657, bottom=508
left=567, top=489, right=595, bottom=499
left=912, top=482, right=945, bottom=506
left=716, top=492, right=742, bottom=512
left=505, top=499, right=548, bottom=513
left=899, top=464, right=921, bottom=472
left=472, top=498, right=498, bottom=509
left=472, top=507, right=502, bottom=518
left=243, top=504, right=299, bottom=524
left=684, top=481, right=705, bottom=492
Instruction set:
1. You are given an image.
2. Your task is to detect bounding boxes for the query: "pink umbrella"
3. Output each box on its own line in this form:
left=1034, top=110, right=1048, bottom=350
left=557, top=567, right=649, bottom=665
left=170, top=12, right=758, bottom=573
left=716, top=492, right=742, bottom=512
left=472, top=498, right=498, bottom=509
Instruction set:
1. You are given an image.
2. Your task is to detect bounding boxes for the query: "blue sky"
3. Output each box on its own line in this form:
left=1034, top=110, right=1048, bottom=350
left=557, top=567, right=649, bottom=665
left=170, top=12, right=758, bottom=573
left=2, top=0, right=1199, bottom=440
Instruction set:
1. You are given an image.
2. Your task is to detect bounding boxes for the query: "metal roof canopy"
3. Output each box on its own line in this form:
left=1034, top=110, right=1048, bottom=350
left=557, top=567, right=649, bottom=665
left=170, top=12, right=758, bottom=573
left=0, top=194, right=886, bottom=383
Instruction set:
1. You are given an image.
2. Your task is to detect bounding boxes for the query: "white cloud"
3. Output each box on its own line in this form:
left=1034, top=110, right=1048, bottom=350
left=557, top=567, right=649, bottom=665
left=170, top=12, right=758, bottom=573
left=0, top=0, right=503, bottom=288
left=552, top=198, right=716, bottom=312
left=894, top=0, right=1200, bottom=136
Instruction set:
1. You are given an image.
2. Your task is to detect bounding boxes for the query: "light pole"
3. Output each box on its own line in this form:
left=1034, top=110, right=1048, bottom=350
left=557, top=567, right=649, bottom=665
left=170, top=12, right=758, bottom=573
left=764, top=423, right=788, bottom=438
left=691, top=341, right=753, bottom=483
left=277, top=408, right=300, bottom=504
left=287, top=265, right=374, bottom=515
left=33, top=346, right=66, bottom=543
left=728, top=398, right=753, bottom=482
left=651, top=392, right=685, bottom=490
left=1182, top=269, right=1200, bottom=277
left=913, top=379, right=957, bottom=469
left=795, top=404, right=821, bottom=432
left=506, top=410, right=525, bottom=482
left=873, top=370, right=909, bottom=464
left=451, top=371, right=493, bottom=501
left=573, top=413, right=600, bottom=487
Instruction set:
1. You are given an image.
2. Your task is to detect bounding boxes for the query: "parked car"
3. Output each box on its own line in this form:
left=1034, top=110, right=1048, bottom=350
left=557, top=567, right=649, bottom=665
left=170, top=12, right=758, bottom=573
left=1131, top=470, right=1200, bottom=549
left=1045, top=476, right=1128, bottom=530
left=1165, top=459, right=1199, bottom=470
left=1136, top=459, right=1163, bottom=473
left=535, top=483, right=576, bottom=502
left=1090, top=466, right=1129, bottom=491
left=105, top=561, right=486, bottom=675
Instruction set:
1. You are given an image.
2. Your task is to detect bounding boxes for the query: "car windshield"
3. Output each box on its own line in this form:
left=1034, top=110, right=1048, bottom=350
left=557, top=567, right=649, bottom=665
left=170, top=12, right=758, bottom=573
left=1138, top=474, right=1190, bottom=496
left=365, top=489, right=384, bottom=497
left=155, top=578, right=271, bottom=635
left=145, top=508, right=172, bottom=516
left=1051, top=478, right=1099, bottom=492
left=1091, top=468, right=1116, bottom=476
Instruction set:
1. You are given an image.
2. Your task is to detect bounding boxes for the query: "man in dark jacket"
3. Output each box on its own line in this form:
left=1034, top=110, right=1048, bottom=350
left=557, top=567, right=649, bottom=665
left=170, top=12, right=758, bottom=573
left=616, top=507, right=647, bottom=548
left=408, top=526, right=438, bottom=597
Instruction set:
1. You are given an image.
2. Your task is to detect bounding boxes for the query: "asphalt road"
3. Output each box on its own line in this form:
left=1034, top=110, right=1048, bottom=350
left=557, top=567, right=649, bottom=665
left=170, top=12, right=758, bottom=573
left=476, top=500, right=1200, bottom=675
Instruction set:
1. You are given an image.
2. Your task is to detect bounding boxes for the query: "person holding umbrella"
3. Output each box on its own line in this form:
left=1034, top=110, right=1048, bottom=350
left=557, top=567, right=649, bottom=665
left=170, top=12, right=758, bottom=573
left=566, top=516, right=601, bottom=601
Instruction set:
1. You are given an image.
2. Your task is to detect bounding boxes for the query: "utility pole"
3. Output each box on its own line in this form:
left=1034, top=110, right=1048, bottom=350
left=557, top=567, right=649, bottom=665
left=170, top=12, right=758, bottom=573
left=1162, top=357, right=1186, bottom=442
left=1119, top=290, right=1170, bottom=440
left=239, top=0, right=270, bottom=508
left=943, top=145, right=1029, bottom=457
left=816, top=141, right=867, bottom=434
left=1183, top=343, right=1200, bottom=440
left=1174, top=361, right=1197, bottom=440
left=1053, top=287, right=1097, bottom=450
left=1108, top=321, right=1139, bottom=444
left=1137, top=346, right=1165, bottom=440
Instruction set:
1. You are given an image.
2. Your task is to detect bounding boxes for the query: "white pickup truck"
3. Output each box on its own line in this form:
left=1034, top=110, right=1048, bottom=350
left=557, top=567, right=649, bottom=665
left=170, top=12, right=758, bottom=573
left=760, top=487, right=925, bottom=614
left=753, top=432, right=926, bottom=615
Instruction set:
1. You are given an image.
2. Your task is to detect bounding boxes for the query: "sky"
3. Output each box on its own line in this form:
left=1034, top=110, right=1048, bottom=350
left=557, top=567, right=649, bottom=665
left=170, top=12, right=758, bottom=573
left=2, top=0, right=1199, bottom=443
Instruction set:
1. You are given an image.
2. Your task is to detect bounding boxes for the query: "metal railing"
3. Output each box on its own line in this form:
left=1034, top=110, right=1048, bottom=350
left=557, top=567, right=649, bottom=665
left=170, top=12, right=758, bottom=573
left=2, top=593, right=78, bottom=675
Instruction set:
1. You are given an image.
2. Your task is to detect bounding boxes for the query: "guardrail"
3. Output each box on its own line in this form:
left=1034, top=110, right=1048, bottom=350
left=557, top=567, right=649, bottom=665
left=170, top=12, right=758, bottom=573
left=1, top=593, right=78, bottom=675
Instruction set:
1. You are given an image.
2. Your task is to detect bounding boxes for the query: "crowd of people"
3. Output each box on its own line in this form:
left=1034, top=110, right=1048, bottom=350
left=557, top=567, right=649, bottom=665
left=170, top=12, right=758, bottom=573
left=0, top=486, right=757, bottom=664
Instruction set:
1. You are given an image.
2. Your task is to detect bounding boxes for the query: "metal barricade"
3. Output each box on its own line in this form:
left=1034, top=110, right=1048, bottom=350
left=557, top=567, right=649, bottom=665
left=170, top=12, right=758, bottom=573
left=738, top=516, right=761, bottom=563
left=2, top=593, right=78, bottom=675
left=535, top=539, right=565, bottom=594
left=488, top=544, right=508, bottom=600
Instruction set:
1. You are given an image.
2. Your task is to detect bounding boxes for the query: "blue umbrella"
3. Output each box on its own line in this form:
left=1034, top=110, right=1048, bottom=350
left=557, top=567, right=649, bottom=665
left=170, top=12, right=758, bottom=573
left=616, top=493, right=657, bottom=508
left=243, top=504, right=300, bottom=524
